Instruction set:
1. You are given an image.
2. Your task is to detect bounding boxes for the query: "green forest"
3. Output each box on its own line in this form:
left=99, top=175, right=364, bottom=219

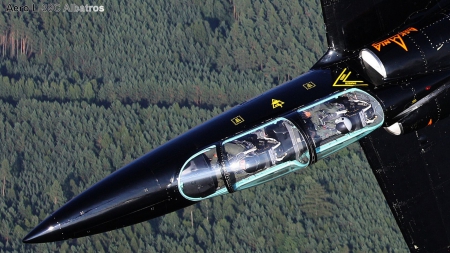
left=0, top=0, right=408, bottom=252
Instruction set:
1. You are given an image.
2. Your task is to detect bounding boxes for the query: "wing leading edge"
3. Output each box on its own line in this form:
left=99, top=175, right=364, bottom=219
left=359, top=118, right=450, bottom=253
left=319, top=0, right=447, bottom=56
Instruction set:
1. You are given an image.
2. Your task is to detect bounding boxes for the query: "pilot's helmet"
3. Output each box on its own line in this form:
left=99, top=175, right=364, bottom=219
left=243, top=155, right=263, bottom=173
left=335, top=117, right=352, bottom=134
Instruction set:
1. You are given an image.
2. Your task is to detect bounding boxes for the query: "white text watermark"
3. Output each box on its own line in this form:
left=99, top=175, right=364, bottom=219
left=6, top=3, right=105, bottom=13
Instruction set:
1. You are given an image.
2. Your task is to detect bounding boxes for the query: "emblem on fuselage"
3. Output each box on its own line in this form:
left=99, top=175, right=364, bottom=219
left=272, top=99, right=285, bottom=109
left=372, top=27, right=418, bottom=52
left=231, top=116, right=245, bottom=125
left=303, top=82, right=316, bottom=90
left=333, top=68, right=368, bottom=87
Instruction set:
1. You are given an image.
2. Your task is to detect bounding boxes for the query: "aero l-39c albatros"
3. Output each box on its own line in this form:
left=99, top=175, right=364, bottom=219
left=24, top=0, right=450, bottom=252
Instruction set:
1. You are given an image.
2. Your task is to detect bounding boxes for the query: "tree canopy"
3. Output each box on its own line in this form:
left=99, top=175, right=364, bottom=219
left=0, top=0, right=408, bottom=252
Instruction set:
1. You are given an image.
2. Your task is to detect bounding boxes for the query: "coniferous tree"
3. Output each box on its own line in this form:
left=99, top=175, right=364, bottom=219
left=301, top=181, right=335, bottom=219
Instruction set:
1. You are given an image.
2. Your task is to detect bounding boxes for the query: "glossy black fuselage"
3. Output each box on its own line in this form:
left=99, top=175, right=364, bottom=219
left=23, top=69, right=335, bottom=242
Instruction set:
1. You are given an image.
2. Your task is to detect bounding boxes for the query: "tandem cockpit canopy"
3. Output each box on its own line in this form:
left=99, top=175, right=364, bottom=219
left=178, top=89, right=384, bottom=201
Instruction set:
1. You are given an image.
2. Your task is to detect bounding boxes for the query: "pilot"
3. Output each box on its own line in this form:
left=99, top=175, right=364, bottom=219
left=224, top=140, right=256, bottom=157
left=343, top=97, right=378, bottom=129
left=224, top=129, right=284, bottom=178
left=300, top=101, right=347, bottom=144
left=301, top=94, right=380, bottom=145
left=238, top=152, right=271, bottom=173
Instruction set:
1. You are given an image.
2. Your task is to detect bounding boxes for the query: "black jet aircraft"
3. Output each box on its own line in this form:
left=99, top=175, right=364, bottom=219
left=24, top=0, right=450, bottom=252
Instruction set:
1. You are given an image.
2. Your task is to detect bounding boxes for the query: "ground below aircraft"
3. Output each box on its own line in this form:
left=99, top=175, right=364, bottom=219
left=24, top=0, right=450, bottom=252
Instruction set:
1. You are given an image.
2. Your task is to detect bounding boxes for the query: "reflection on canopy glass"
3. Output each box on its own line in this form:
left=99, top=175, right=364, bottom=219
left=179, top=119, right=310, bottom=201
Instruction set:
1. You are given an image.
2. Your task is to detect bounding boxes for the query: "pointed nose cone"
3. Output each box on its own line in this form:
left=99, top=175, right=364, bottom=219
left=23, top=218, right=64, bottom=243
left=23, top=152, right=194, bottom=243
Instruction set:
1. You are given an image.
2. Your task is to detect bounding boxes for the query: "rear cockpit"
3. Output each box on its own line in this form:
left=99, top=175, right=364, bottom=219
left=298, top=89, right=383, bottom=159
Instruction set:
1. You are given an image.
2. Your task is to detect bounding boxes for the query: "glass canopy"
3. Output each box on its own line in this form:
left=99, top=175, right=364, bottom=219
left=178, top=88, right=384, bottom=201
left=179, top=118, right=310, bottom=201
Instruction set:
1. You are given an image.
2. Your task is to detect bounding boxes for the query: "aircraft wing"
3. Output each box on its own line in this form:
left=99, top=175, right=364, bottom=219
left=320, top=0, right=450, bottom=251
left=359, top=117, right=450, bottom=253
left=320, top=0, right=442, bottom=53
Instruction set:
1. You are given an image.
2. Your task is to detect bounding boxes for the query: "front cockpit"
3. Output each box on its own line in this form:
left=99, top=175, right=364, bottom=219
left=180, top=118, right=310, bottom=200
left=179, top=89, right=384, bottom=201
